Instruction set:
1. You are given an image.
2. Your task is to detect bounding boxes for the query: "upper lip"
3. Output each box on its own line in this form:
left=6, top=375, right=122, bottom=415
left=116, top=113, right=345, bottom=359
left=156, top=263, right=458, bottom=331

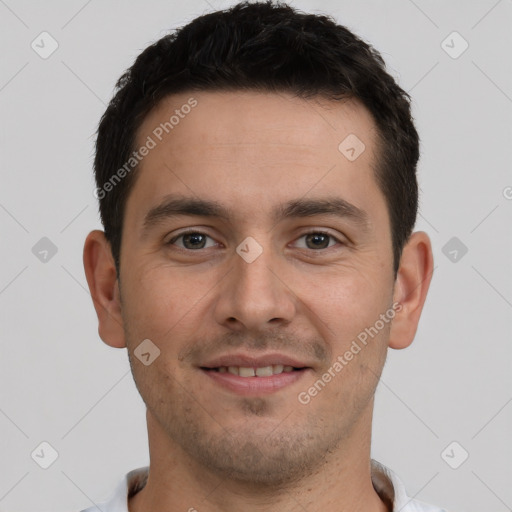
left=200, top=352, right=312, bottom=369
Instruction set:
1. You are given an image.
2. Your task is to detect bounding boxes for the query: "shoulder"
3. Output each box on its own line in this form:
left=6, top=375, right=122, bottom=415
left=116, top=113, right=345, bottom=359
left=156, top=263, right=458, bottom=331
left=79, top=466, right=149, bottom=512
left=371, top=459, right=450, bottom=512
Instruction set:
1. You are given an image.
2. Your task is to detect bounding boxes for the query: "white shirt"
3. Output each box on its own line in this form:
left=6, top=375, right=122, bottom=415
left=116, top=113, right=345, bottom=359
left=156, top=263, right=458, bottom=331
left=80, top=460, right=449, bottom=512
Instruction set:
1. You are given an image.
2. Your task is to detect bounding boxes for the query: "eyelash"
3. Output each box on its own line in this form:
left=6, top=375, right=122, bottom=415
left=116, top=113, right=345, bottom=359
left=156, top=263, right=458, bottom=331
left=166, top=229, right=344, bottom=251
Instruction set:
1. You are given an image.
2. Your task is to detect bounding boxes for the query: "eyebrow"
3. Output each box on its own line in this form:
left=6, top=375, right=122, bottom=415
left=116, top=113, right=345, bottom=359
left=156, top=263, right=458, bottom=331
left=142, top=195, right=370, bottom=234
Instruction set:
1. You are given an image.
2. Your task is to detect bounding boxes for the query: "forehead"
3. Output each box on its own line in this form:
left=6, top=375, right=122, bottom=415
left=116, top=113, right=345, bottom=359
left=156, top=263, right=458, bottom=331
left=137, top=90, right=377, bottom=158
left=127, top=90, right=384, bottom=224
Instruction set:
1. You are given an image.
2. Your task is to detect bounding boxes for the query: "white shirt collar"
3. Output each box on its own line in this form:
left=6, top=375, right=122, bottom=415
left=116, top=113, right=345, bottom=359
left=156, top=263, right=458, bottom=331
left=81, top=460, right=448, bottom=512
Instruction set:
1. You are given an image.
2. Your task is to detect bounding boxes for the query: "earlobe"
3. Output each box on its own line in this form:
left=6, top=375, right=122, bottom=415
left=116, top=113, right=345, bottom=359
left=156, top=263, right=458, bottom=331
left=388, top=231, right=434, bottom=350
left=83, top=230, right=126, bottom=348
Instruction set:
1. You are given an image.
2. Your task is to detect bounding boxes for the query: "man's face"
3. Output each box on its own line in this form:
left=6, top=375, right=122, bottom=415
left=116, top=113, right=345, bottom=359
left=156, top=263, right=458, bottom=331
left=118, top=91, right=396, bottom=483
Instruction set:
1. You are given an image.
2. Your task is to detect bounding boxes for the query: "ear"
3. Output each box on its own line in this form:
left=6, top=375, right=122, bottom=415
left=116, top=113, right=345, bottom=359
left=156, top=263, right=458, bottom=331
left=83, top=230, right=126, bottom=348
left=388, top=231, right=434, bottom=350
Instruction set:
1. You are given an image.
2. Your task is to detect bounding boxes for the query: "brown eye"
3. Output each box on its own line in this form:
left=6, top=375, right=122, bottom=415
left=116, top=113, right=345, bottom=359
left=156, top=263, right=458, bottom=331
left=168, top=232, right=216, bottom=250
left=305, top=233, right=331, bottom=249
left=294, top=231, right=340, bottom=250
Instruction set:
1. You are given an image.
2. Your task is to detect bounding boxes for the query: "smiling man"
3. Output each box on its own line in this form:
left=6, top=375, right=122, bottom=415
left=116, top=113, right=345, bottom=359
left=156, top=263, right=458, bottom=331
left=82, top=1, right=444, bottom=511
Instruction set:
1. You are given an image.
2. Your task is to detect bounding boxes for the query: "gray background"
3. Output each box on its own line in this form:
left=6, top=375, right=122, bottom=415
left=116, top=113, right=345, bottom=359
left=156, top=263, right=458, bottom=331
left=1, top=0, right=511, bottom=511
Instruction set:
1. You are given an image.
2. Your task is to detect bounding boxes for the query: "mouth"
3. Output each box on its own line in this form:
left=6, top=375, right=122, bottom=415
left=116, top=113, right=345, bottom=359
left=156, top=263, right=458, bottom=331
left=204, top=364, right=300, bottom=377
left=199, top=355, right=312, bottom=395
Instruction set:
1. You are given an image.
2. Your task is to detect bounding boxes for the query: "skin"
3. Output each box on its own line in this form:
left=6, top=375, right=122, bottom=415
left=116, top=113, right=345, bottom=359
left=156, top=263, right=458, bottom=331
left=84, top=90, right=433, bottom=512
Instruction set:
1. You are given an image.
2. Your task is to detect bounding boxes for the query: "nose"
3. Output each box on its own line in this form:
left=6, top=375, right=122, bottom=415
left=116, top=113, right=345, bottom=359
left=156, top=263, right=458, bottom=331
left=213, top=240, right=296, bottom=333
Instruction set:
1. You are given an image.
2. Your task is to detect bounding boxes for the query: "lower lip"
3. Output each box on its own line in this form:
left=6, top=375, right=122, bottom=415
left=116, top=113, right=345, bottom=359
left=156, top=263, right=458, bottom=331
left=201, top=368, right=308, bottom=395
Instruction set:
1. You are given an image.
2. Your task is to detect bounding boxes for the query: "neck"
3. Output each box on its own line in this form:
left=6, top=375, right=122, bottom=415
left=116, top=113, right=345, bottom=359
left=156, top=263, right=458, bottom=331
left=129, top=406, right=389, bottom=512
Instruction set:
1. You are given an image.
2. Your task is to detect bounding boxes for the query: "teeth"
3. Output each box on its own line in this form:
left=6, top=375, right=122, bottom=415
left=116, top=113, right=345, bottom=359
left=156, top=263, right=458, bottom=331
left=216, top=365, right=295, bottom=377
left=256, top=366, right=273, bottom=377
left=239, top=367, right=256, bottom=377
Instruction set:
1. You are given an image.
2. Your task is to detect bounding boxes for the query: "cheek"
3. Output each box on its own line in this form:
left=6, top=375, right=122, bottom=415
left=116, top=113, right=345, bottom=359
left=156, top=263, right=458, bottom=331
left=122, top=261, right=211, bottom=340
left=302, top=269, right=392, bottom=405
left=302, top=265, right=390, bottom=343
left=129, top=356, right=182, bottom=420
